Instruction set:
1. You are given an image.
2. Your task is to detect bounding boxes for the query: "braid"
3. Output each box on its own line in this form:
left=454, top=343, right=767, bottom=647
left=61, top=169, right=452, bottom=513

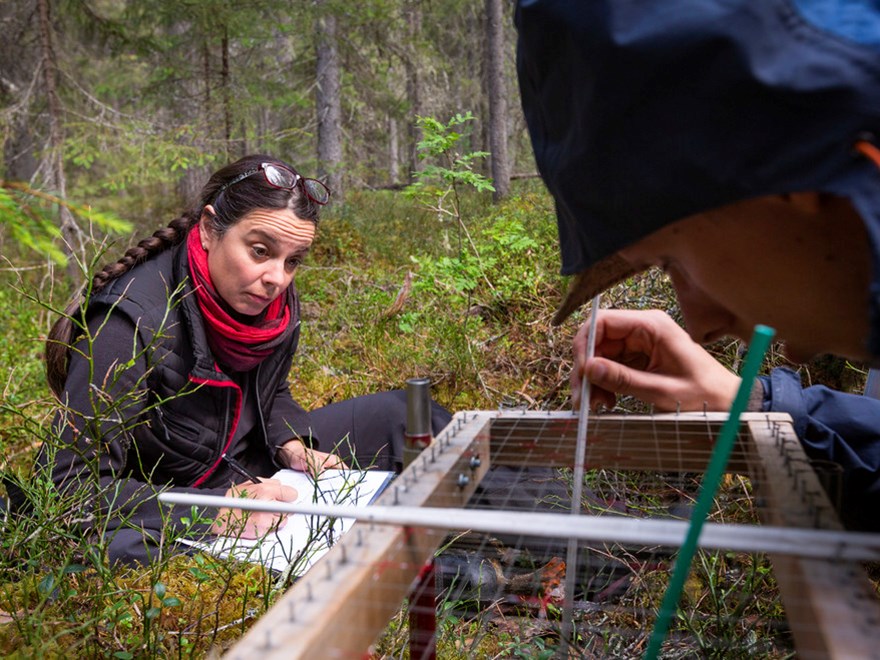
left=91, top=212, right=197, bottom=293
left=45, top=210, right=200, bottom=398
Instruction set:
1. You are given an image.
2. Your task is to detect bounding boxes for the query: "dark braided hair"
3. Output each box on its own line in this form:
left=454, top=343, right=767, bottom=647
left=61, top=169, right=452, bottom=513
left=46, top=154, right=323, bottom=398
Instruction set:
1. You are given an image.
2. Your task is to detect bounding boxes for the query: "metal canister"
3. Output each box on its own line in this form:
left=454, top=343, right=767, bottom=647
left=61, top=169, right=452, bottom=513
left=404, top=377, right=432, bottom=467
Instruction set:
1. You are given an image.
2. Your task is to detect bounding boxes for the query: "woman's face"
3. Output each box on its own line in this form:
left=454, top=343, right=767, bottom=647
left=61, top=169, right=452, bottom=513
left=618, top=193, right=873, bottom=363
left=200, top=206, right=316, bottom=316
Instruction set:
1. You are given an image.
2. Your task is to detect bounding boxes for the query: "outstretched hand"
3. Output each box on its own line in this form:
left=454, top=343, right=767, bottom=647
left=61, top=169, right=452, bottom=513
left=572, top=309, right=740, bottom=412
left=213, top=478, right=298, bottom=538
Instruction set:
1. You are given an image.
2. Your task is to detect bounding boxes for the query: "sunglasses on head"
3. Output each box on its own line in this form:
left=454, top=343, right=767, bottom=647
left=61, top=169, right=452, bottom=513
left=215, top=162, right=331, bottom=205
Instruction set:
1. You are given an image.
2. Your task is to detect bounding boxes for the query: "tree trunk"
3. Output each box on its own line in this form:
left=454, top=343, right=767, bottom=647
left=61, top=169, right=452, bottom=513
left=485, top=0, right=510, bottom=200
left=315, top=6, right=343, bottom=199
left=0, top=20, right=38, bottom=183
left=221, top=25, right=233, bottom=157
left=389, top=116, right=400, bottom=185
left=404, top=0, right=422, bottom=182
left=3, top=116, right=38, bottom=183
left=202, top=39, right=211, bottom=107
left=179, top=37, right=213, bottom=201
left=37, top=0, right=82, bottom=279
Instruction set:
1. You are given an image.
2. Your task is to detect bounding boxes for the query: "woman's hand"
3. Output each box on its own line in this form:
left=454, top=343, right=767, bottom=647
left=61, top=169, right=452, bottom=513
left=212, top=479, right=298, bottom=538
left=279, top=439, right=348, bottom=474
left=572, top=309, right=740, bottom=412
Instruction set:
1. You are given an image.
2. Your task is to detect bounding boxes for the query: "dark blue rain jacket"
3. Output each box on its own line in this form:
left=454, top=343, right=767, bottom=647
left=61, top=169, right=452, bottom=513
left=516, top=0, right=880, bottom=531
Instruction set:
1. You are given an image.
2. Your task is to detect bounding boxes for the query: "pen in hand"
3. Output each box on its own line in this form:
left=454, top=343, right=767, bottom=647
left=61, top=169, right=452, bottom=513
left=222, top=453, right=264, bottom=484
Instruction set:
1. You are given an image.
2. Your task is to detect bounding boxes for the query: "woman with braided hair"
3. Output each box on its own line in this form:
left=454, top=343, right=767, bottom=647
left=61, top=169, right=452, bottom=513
left=36, top=154, right=450, bottom=565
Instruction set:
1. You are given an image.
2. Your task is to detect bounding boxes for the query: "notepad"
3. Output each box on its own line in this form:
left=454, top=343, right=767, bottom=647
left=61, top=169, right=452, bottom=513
left=182, top=468, right=394, bottom=574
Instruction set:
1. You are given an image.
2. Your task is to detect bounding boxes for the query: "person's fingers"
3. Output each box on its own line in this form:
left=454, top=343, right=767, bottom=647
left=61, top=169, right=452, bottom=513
left=255, top=511, right=288, bottom=532
left=573, top=383, right=616, bottom=411
left=242, top=510, right=288, bottom=537
left=213, top=508, right=287, bottom=538
left=232, top=479, right=299, bottom=503
left=278, top=484, right=298, bottom=500
left=573, top=309, right=745, bottom=413
left=300, top=449, right=349, bottom=473
left=584, top=358, right=618, bottom=392
left=589, top=385, right=617, bottom=412
left=574, top=310, right=657, bottom=377
left=584, top=357, right=670, bottom=408
left=571, top=365, right=616, bottom=411
left=325, top=452, right=349, bottom=470
left=256, top=482, right=297, bottom=502
left=257, top=479, right=298, bottom=501
left=216, top=480, right=299, bottom=537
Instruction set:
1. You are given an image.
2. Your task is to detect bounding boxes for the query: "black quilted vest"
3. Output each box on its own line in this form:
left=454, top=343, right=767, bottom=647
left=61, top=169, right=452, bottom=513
left=88, top=241, right=301, bottom=488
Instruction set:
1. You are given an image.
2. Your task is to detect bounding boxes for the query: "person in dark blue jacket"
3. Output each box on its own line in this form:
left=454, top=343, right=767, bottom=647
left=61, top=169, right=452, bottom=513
left=515, top=0, right=880, bottom=530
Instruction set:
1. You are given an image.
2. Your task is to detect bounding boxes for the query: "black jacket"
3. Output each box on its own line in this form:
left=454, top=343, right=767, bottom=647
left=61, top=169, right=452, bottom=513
left=40, top=240, right=315, bottom=540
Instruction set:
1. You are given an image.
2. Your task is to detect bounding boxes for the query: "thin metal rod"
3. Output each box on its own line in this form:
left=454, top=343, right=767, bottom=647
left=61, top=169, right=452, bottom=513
left=158, top=492, right=880, bottom=561
left=561, top=295, right=600, bottom=645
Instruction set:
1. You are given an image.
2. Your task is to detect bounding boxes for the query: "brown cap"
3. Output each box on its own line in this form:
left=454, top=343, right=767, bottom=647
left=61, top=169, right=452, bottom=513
left=551, top=253, right=637, bottom=325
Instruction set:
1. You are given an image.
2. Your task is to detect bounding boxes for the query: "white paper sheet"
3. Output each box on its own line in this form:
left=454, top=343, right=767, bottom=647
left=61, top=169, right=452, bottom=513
left=180, top=468, right=394, bottom=574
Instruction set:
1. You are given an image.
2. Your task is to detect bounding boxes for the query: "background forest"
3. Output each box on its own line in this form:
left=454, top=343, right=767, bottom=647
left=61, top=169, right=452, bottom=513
left=0, top=0, right=527, bottom=254
left=0, top=0, right=870, bottom=657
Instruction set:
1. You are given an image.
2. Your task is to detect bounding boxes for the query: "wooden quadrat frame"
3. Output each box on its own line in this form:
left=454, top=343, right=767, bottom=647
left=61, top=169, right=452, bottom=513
left=228, top=411, right=880, bottom=659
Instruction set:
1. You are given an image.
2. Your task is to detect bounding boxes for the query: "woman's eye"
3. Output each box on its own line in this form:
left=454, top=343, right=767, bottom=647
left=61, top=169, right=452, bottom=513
left=286, top=258, right=301, bottom=270
left=252, top=245, right=268, bottom=258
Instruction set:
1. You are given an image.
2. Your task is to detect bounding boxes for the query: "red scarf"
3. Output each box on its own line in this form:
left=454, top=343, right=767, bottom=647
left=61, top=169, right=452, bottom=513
left=186, top=226, right=296, bottom=372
